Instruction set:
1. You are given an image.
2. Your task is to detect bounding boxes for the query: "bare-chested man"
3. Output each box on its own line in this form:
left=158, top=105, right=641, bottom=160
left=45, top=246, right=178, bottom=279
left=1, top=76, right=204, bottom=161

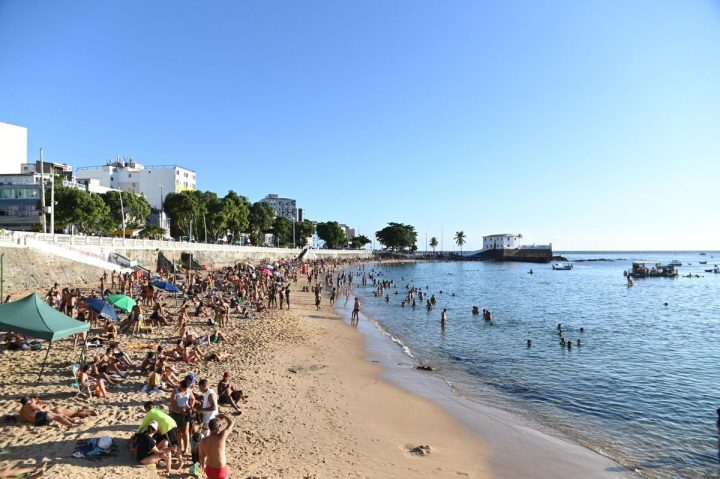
left=18, top=396, right=95, bottom=427
left=198, top=413, right=233, bottom=479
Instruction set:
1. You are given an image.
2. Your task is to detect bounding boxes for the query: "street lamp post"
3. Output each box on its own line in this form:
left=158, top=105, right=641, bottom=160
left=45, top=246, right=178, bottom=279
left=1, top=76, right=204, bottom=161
left=159, top=184, right=166, bottom=235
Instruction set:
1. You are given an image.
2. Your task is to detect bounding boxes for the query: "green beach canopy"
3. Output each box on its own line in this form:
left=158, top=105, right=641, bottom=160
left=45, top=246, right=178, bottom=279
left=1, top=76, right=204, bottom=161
left=0, top=293, right=90, bottom=380
left=0, top=293, right=90, bottom=341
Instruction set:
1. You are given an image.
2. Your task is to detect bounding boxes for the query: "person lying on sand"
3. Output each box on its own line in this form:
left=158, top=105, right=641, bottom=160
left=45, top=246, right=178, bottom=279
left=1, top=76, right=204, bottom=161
left=0, top=462, right=47, bottom=478
left=19, top=396, right=95, bottom=427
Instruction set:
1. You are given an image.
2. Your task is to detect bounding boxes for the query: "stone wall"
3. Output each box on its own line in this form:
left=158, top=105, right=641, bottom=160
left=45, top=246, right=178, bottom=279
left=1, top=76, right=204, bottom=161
left=0, top=246, right=108, bottom=295
left=0, top=245, right=372, bottom=295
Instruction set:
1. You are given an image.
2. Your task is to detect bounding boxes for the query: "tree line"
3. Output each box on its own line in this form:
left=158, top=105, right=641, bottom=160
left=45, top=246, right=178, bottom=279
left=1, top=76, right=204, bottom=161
left=47, top=183, right=373, bottom=248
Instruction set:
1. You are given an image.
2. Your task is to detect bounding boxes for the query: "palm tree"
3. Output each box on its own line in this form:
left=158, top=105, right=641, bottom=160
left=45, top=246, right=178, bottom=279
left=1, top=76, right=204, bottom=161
left=430, top=237, right=438, bottom=255
left=454, top=231, right=466, bottom=257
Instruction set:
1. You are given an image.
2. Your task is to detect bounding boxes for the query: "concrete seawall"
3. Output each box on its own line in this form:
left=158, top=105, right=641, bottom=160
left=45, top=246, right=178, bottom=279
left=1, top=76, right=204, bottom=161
left=0, top=243, right=371, bottom=295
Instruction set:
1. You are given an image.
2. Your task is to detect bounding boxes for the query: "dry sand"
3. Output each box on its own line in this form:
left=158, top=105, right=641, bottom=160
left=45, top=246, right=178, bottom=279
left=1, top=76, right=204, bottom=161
left=0, top=284, right=491, bottom=478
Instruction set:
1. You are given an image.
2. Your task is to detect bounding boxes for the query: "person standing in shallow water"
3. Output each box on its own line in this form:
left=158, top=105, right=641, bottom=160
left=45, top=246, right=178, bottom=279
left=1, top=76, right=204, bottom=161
left=440, top=308, right=448, bottom=330
left=351, top=297, right=360, bottom=326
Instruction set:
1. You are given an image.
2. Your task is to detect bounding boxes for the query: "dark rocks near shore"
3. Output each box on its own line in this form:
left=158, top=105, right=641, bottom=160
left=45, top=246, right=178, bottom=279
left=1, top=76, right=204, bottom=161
left=416, top=364, right=435, bottom=371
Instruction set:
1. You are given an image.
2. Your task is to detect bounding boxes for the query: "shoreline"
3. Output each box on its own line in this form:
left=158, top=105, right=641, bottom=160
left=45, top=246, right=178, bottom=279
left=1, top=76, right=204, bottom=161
left=0, top=266, right=631, bottom=478
left=336, top=266, right=634, bottom=478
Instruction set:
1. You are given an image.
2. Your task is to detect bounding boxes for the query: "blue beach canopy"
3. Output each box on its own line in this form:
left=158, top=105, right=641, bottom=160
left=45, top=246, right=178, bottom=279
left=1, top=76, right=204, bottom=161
left=152, top=280, right=181, bottom=293
left=84, top=298, right=120, bottom=322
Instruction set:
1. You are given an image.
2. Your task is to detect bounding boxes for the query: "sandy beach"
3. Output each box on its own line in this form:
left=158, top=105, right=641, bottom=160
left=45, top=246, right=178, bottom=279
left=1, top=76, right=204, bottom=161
left=0, top=275, right=493, bottom=478
left=0, top=266, right=632, bottom=479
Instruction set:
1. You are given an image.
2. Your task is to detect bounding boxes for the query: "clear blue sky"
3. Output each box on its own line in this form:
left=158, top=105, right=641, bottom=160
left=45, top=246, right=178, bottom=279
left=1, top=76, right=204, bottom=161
left=1, top=1, right=719, bottom=250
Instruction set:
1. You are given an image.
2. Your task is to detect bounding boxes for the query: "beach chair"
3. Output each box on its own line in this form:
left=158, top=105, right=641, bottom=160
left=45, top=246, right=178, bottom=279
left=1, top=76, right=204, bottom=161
left=70, top=364, right=92, bottom=398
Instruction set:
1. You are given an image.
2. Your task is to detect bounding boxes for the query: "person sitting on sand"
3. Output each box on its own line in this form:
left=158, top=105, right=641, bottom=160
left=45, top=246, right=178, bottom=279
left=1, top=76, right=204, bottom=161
left=160, top=365, right=181, bottom=390
left=137, top=401, right=181, bottom=466
left=98, top=348, right=129, bottom=378
left=150, top=301, right=171, bottom=327
left=4, top=332, right=30, bottom=351
left=136, top=420, right=177, bottom=475
left=100, top=319, right=118, bottom=342
left=217, top=371, right=247, bottom=415
left=19, top=396, right=95, bottom=427
left=78, top=364, right=110, bottom=398
left=140, top=352, right=157, bottom=376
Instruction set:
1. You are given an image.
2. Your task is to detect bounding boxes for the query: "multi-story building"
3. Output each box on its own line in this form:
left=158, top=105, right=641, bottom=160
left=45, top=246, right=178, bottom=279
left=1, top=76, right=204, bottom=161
left=0, top=162, right=92, bottom=231
left=75, top=157, right=196, bottom=210
left=0, top=121, right=27, bottom=175
left=260, top=194, right=298, bottom=221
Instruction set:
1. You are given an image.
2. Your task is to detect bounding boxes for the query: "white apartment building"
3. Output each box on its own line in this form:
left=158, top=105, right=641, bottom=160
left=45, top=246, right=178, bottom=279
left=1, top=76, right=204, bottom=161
left=0, top=121, right=28, bottom=174
left=260, top=194, right=297, bottom=221
left=75, top=157, right=196, bottom=209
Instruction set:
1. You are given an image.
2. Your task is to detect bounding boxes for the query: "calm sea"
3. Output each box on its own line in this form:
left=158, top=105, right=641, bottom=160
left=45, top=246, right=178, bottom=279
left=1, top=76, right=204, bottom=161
left=346, top=252, right=720, bottom=479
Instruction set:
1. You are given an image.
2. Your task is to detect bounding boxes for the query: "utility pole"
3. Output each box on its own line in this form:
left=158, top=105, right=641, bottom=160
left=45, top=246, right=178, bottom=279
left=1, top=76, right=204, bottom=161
left=203, top=214, right=207, bottom=243
left=1, top=252, right=4, bottom=302
left=119, top=191, right=126, bottom=243
left=39, top=148, right=47, bottom=234
left=50, top=163, right=55, bottom=236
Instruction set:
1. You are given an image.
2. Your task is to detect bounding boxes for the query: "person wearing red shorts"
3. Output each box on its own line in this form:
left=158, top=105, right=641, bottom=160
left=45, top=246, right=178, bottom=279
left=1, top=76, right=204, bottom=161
left=199, top=413, right=234, bottom=479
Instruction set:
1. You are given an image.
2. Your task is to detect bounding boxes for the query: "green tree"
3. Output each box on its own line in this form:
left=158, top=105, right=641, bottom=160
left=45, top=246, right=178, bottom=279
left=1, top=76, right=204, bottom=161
left=53, top=186, right=112, bottom=234
left=163, top=191, right=202, bottom=238
left=375, top=223, right=417, bottom=251
left=248, top=202, right=275, bottom=245
left=430, top=236, right=438, bottom=254
left=271, top=216, right=293, bottom=246
left=316, top=221, right=347, bottom=249
left=294, top=220, right=316, bottom=247
left=222, top=191, right=250, bottom=244
left=454, top=231, right=467, bottom=256
left=101, top=191, right=151, bottom=229
left=350, top=234, right=371, bottom=249
left=201, top=192, right=227, bottom=242
left=138, top=224, right=166, bottom=239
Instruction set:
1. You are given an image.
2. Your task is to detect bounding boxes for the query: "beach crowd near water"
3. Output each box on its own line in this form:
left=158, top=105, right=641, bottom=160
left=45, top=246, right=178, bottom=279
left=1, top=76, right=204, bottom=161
left=1, top=256, right=397, bottom=478
left=5, top=253, right=718, bottom=478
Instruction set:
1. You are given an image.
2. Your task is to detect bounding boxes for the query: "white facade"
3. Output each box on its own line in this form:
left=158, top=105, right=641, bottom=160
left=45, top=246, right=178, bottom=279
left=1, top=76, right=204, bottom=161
left=482, top=234, right=520, bottom=250
left=260, top=194, right=297, bottom=221
left=0, top=122, right=28, bottom=174
left=75, top=158, right=196, bottom=209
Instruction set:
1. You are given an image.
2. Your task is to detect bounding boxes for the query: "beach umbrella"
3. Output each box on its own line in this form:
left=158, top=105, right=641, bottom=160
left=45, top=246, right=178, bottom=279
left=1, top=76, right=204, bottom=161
left=152, top=280, right=181, bottom=293
left=106, top=294, right=136, bottom=313
left=84, top=298, right=120, bottom=321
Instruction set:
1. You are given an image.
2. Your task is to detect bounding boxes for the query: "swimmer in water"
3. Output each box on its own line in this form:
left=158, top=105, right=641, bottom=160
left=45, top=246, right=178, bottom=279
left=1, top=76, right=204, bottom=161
left=527, top=339, right=532, bottom=348
left=579, top=327, right=585, bottom=333
left=560, top=337, right=566, bottom=346
left=576, top=339, right=582, bottom=347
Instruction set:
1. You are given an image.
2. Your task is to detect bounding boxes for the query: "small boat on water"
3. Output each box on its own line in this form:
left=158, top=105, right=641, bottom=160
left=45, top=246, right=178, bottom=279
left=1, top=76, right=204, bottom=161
left=700, top=252, right=707, bottom=256
left=669, top=260, right=682, bottom=266
left=699, top=261, right=707, bottom=265
left=552, top=262, right=573, bottom=270
left=624, top=261, right=679, bottom=278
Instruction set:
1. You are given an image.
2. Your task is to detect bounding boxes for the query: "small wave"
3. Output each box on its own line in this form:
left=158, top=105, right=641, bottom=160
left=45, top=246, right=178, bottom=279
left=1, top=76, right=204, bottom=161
left=368, top=318, right=416, bottom=359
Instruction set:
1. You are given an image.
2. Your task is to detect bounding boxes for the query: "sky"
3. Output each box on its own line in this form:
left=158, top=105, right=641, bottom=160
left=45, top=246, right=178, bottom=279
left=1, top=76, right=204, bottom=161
left=1, top=0, right=719, bottom=251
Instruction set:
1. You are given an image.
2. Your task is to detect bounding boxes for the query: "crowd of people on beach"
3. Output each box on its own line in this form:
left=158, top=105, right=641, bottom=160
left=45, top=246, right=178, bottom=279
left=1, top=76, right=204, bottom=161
left=2, top=256, right=363, bottom=478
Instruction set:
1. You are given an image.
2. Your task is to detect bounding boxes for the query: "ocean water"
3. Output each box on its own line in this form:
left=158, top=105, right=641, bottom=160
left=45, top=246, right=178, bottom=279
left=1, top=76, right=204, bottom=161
left=346, top=252, right=720, bottom=479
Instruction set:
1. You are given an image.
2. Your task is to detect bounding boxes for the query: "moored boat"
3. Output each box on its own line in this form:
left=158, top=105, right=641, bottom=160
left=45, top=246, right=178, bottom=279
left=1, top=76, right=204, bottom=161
left=669, top=260, right=682, bottom=266
left=552, top=262, right=573, bottom=270
left=624, top=261, right=678, bottom=278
